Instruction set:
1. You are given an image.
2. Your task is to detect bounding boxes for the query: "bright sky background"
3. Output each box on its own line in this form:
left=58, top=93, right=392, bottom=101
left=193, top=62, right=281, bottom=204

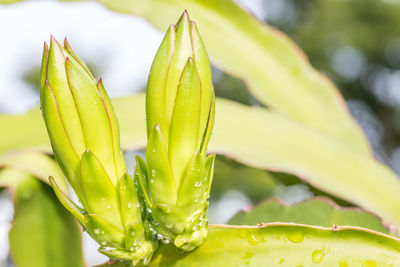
left=0, top=0, right=162, bottom=114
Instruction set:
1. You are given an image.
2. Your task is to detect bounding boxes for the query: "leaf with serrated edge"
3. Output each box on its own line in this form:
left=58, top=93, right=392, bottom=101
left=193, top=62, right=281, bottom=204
left=228, top=197, right=390, bottom=234
left=95, top=224, right=400, bottom=267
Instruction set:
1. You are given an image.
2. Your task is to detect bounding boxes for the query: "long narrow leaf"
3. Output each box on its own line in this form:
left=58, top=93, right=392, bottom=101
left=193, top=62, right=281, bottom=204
left=2, top=94, right=400, bottom=232
left=0, top=168, right=84, bottom=267
left=95, top=224, right=400, bottom=267
left=93, top=0, right=371, bottom=155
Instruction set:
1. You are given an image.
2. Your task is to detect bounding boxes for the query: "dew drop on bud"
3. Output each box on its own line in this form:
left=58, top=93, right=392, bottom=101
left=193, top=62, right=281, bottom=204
left=94, top=228, right=101, bottom=235
left=101, top=241, right=107, bottom=246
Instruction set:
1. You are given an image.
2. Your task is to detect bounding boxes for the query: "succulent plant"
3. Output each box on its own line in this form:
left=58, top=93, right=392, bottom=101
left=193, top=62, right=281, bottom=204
left=40, top=36, right=157, bottom=265
left=135, top=11, right=216, bottom=251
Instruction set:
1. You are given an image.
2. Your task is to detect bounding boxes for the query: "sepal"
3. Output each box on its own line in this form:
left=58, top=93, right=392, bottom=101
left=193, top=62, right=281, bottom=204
left=168, top=58, right=201, bottom=184
left=49, top=176, right=86, bottom=226
left=84, top=214, right=124, bottom=248
left=146, top=125, right=176, bottom=205
left=80, top=150, right=122, bottom=230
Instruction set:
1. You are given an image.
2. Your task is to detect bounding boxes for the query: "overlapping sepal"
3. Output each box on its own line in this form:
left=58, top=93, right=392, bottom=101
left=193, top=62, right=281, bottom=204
left=142, top=11, right=216, bottom=251
left=40, top=37, right=157, bottom=265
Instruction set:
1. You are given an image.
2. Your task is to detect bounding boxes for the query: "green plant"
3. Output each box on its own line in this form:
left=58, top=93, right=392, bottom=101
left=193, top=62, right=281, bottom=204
left=1, top=1, right=400, bottom=267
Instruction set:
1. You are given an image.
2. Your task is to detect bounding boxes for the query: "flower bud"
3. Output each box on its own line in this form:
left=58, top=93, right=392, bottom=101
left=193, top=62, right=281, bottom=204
left=136, top=11, right=216, bottom=251
left=40, top=37, right=157, bottom=265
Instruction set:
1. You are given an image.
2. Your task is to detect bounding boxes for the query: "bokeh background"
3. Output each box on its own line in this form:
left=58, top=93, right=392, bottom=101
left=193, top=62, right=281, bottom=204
left=1, top=0, right=400, bottom=265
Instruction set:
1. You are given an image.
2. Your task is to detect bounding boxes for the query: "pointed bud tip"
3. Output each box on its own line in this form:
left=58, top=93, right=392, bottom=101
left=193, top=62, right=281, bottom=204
left=49, top=35, right=61, bottom=47
left=176, top=9, right=190, bottom=27
left=154, top=124, right=161, bottom=131
left=64, top=37, right=70, bottom=48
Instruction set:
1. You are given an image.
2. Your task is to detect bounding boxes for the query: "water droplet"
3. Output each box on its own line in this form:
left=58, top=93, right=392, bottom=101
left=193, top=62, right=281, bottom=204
left=248, top=234, right=260, bottom=246
left=287, top=231, right=304, bottom=243
left=130, top=231, right=135, bottom=236
left=242, top=252, right=254, bottom=265
left=94, top=228, right=101, bottom=235
left=101, top=241, right=107, bottom=246
left=166, top=223, right=173, bottom=229
left=197, top=168, right=201, bottom=172
left=150, top=179, right=154, bottom=184
left=151, top=169, right=156, bottom=177
left=127, top=202, right=133, bottom=208
left=147, top=207, right=152, bottom=213
left=312, top=249, right=326, bottom=263
left=129, top=246, right=135, bottom=252
left=161, top=237, right=170, bottom=244
left=195, top=181, right=202, bottom=187
left=106, top=205, right=111, bottom=209
left=152, top=148, right=156, bottom=153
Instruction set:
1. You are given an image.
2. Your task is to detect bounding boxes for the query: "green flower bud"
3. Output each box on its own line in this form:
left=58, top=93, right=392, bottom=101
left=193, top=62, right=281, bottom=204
left=136, top=11, right=216, bottom=251
left=40, top=37, right=157, bottom=265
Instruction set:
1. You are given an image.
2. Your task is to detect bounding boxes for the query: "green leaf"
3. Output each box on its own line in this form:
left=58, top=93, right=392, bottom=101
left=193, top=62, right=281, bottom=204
left=228, top=197, right=390, bottom=234
left=93, top=0, right=371, bottom=155
left=0, top=168, right=84, bottom=267
left=0, top=107, right=50, bottom=154
left=2, top=95, right=400, bottom=232
left=98, top=224, right=400, bottom=266
left=211, top=156, right=282, bottom=203
left=0, top=151, right=68, bottom=192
